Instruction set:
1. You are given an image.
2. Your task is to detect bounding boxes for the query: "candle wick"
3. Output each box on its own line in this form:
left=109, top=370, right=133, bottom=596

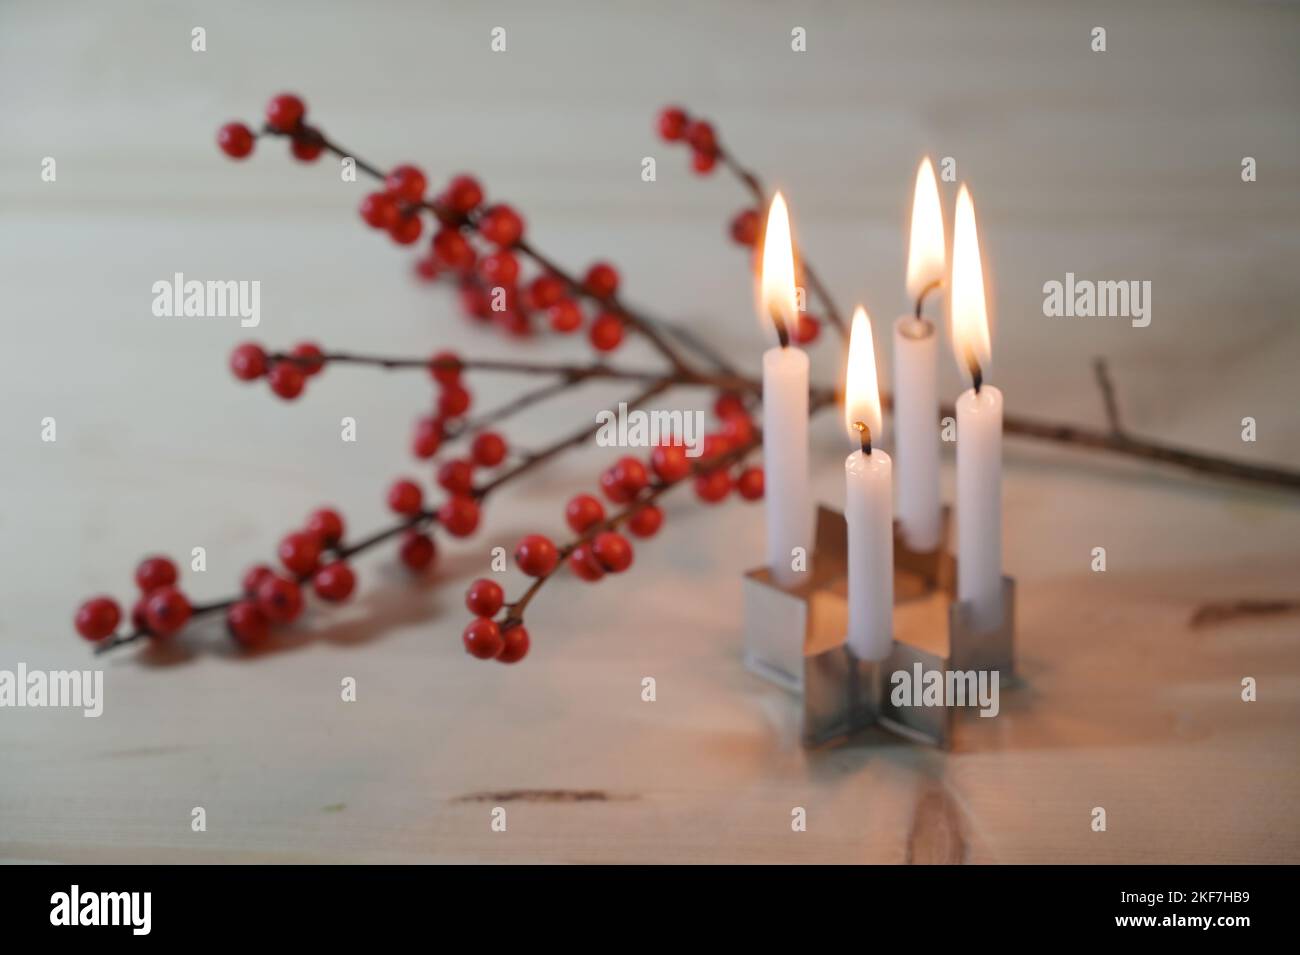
left=971, top=363, right=983, bottom=395
left=770, top=309, right=791, bottom=349
left=854, top=420, right=872, bottom=456
left=914, top=278, right=941, bottom=322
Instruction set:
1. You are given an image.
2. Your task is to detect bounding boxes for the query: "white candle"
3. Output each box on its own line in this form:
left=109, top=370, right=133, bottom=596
left=844, top=307, right=894, bottom=661
left=759, top=192, right=813, bottom=587
left=893, top=157, right=946, bottom=551
left=950, top=183, right=1004, bottom=632
left=956, top=384, right=1002, bottom=630
left=893, top=317, right=941, bottom=551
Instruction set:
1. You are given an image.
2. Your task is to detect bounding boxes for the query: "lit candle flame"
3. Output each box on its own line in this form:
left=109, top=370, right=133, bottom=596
left=760, top=191, right=798, bottom=345
left=844, top=305, right=882, bottom=447
left=950, top=183, right=990, bottom=381
left=906, top=157, right=945, bottom=301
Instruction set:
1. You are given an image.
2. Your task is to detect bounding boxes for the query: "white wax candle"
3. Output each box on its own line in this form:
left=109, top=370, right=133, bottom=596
left=762, top=346, right=812, bottom=587
left=892, top=315, right=942, bottom=551
left=845, top=447, right=894, bottom=660
left=956, top=384, right=1003, bottom=631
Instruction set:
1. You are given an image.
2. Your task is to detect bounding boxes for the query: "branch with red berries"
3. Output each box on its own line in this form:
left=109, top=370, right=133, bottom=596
left=74, top=94, right=1300, bottom=665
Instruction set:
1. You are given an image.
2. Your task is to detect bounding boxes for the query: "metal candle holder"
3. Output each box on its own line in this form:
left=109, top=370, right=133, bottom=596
left=742, top=505, right=1015, bottom=748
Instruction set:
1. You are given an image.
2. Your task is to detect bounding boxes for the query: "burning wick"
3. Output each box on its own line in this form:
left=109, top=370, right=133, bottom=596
left=853, top=420, right=872, bottom=456
left=967, top=355, right=983, bottom=395
left=769, top=307, right=791, bottom=348
left=914, top=278, right=941, bottom=322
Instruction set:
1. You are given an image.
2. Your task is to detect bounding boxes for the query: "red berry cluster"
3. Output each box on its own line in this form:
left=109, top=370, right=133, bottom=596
left=460, top=578, right=530, bottom=663
left=228, top=506, right=353, bottom=648
left=656, top=105, right=720, bottom=174
left=657, top=106, right=823, bottom=345
left=454, top=391, right=765, bottom=661
left=75, top=506, right=362, bottom=650
left=74, top=556, right=191, bottom=644
left=219, top=94, right=634, bottom=354
left=217, top=93, right=325, bottom=164
left=228, top=340, right=324, bottom=401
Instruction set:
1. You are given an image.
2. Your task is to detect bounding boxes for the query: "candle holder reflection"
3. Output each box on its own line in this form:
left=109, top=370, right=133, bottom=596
left=741, top=505, right=1015, bottom=748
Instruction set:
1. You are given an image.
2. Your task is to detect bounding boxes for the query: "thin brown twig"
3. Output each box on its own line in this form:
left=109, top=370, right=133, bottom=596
left=281, top=126, right=707, bottom=376
left=1093, top=358, right=1124, bottom=435
left=272, top=350, right=759, bottom=394
left=96, top=381, right=677, bottom=655
left=716, top=146, right=848, bottom=340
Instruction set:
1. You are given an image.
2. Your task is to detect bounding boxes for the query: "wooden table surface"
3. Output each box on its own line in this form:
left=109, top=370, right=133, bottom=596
left=1, top=0, right=1298, bottom=863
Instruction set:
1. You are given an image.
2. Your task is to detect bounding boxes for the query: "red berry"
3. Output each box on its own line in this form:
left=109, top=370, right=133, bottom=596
left=255, top=575, right=303, bottom=624
left=268, top=362, right=306, bottom=400
left=444, top=174, right=484, bottom=214
left=290, top=129, right=324, bottom=162
left=479, top=204, right=524, bottom=247
left=432, top=228, right=475, bottom=271
left=278, top=531, right=322, bottom=576
left=722, top=414, right=755, bottom=446
left=599, top=468, right=632, bottom=504
left=217, top=122, right=254, bottom=159
left=130, top=596, right=150, bottom=632
left=589, top=313, right=624, bottom=351
left=628, top=505, right=664, bottom=538
left=438, top=496, right=480, bottom=537
left=385, top=164, right=427, bottom=203
left=592, top=532, right=634, bottom=573
left=650, top=444, right=691, bottom=483
left=568, top=543, right=605, bottom=582
left=230, top=342, right=267, bottom=381
left=583, top=262, right=620, bottom=299
left=691, top=150, right=717, bottom=174
left=737, top=466, right=765, bottom=501
left=714, top=392, right=748, bottom=420
left=290, top=341, right=325, bottom=376
left=462, top=285, right=491, bottom=322
left=477, top=250, right=519, bottom=287
left=463, top=617, right=504, bottom=659
left=793, top=313, right=821, bottom=345
left=306, top=507, right=345, bottom=547
left=135, top=556, right=178, bottom=593
left=226, top=600, right=269, bottom=648
left=471, top=431, right=507, bottom=468
left=565, top=494, right=605, bottom=533
left=387, top=479, right=424, bottom=516
left=496, top=624, right=530, bottom=664
left=694, top=469, right=732, bottom=503
left=414, top=256, right=440, bottom=281
left=75, top=596, right=121, bottom=641
left=143, top=586, right=191, bottom=637
left=686, top=120, right=717, bottom=155
left=265, top=93, right=305, bottom=132
left=412, top=416, right=444, bottom=458
left=465, top=578, right=505, bottom=617
left=313, top=561, right=356, bottom=602
left=389, top=213, right=423, bottom=245
left=526, top=274, right=565, bottom=310
left=612, top=456, right=649, bottom=495
left=242, top=564, right=275, bottom=595
left=730, top=208, right=760, bottom=246
left=398, top=531, right=437, bottom=571
left=428, top=349, right=462, bottom=385
left=360, top=192, right=400, bottom=230
left=437, top=458, right=475, bottom=495
left=657, top=106, right=689, bottom=142
left=547, top=299, right=582, bottom=333
left=702, top=433, right=731, bottom=459
left=438, top=383, right=472, bottom=419
left=515, top=534, right=559, bottom=577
